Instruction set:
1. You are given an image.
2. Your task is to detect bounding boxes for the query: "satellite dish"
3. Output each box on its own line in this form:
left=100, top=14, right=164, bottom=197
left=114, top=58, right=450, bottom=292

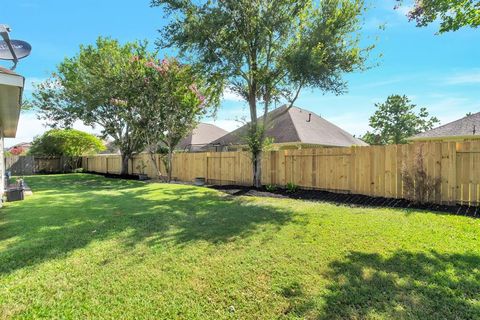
left=0, top=39, right=32, bottom=60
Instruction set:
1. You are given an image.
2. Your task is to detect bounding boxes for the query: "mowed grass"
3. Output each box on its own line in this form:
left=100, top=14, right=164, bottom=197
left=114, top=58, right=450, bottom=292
left=0, top=174, right=479, bottom=319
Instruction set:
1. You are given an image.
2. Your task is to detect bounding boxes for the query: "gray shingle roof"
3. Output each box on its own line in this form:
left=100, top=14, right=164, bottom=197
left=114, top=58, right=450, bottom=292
left=177, top=123, right=228, bottom=150
left=410, top=112, right=480, bottom=140
left=208, top=106, right=368, bottom=148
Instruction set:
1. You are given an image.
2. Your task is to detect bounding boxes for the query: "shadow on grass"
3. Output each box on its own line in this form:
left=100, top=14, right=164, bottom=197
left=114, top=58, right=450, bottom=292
left=0, top=174, right=293, bottom=274
left=21, top=173, right=141, bottom=194
left=285, top=250, right=480, bottom=319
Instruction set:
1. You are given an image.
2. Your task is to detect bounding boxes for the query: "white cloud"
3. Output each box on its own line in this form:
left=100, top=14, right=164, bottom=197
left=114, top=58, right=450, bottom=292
left=222, top=88, right=244, bottom=102
left=204, top=119, right=242, bottom=132
left=444, top=70, right=480, bottom=85
left=426, top=97, right=478, bottom=124
left=327, top=112, right=372, bottom=137
left=395, top=5, right=412, bottom=17
left=23, top=77, right=46, bottom=93
left=5, top=112, right=103, bottom=148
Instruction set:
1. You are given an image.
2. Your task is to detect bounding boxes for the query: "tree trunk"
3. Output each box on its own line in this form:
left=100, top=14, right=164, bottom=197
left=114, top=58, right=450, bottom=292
left=247, top=50, right=263, bottom=188
left=148, top=152, right=162, bottom=179
left=252, top=150, right=262, bottom=188
left=120, top=153, right=130, bottom=175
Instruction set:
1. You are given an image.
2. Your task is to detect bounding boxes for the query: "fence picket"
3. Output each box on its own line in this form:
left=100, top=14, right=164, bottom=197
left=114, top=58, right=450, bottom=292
left=81, top=141, right=480, bottom=206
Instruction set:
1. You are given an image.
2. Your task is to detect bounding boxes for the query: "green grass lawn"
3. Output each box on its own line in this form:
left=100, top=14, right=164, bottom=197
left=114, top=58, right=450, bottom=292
left=0, top=174, right=479, bottom=319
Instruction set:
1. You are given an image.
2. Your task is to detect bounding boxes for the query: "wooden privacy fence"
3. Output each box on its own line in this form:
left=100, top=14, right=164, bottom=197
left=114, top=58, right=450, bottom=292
left=82, top=141, right=480, bottom=206
left=6, top=156, right=77, bottom=175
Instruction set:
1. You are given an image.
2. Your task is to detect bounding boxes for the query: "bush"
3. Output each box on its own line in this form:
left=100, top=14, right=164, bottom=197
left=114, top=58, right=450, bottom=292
left=72, top=168, right=85, bottom=173
left=286, top=182, right=298, bottom=193
left=401, top=146, right=441, bottom=204
left=265, top=184, right=278, bottom=192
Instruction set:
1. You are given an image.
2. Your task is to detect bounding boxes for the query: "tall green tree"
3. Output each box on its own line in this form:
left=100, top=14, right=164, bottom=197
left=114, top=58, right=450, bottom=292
left=152, top=0, right=374, bottom=187
left=362, top=95, right=439, bottom=145
left=32, top=38, right=155, bottom=175
left=396, top=0, right=480, bottom=33
left=133, top=57, right=218, bottom=181
left=29, top=129, right=105, bottom=169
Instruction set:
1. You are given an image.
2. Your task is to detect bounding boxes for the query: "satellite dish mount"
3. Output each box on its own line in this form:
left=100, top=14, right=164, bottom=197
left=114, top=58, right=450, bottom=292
left=0, top=24, right=32, bottom=70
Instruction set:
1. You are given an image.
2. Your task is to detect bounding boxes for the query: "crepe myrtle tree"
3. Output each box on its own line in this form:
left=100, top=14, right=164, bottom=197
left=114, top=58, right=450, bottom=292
left=396, top=0, right=480, bottom=33
left=131, top=57, right=219, bottom=181
left=32, top=37, right=155, bottom=175
left=152, top=0, right=374, bottom=187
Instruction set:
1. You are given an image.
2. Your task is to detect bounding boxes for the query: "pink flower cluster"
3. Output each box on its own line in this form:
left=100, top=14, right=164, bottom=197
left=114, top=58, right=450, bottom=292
left=144, top=59, right=170, bottom=75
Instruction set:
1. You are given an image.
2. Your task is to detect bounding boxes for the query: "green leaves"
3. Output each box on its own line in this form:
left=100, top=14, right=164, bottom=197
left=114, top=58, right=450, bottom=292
left=153, top=0, right=373, bottom=186
left=32, top=37, right=158, bottom=164
left=397, top=0, right=480, bottom=33
left=139, top=57, right=216, bottom=149
left=153, top=0, right=373, bottom=103
left=364, top=94, right=440, bottom=145
left=29, top=129, right=105, bottom=157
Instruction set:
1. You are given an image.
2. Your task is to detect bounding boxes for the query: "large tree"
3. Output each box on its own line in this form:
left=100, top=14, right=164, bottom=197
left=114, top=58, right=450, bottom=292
left=32, top=38, right=155, bottom=175
left=152, top=0, right=374, bottom=187
left=133, top=57, right=218, bottom=181
left=396, top=0, right=480, bottom=33
left=362, top=95, right=439, bottom=145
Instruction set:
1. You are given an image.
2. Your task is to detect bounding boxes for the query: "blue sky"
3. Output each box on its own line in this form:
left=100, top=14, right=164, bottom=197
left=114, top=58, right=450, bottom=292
left=1, top=0, right=479, bottom=147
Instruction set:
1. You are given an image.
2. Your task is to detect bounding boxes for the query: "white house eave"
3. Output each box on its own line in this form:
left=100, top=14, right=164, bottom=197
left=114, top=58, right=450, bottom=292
left=0, top=71, right=24, bottom=138
left=0, top=72, right=24, bottom=87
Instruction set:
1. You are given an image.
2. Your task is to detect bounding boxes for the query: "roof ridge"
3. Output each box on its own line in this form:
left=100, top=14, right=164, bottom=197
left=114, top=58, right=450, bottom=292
left=286, top=107, right=302, bottom=142
left=413, top=111, right=480, bottom=137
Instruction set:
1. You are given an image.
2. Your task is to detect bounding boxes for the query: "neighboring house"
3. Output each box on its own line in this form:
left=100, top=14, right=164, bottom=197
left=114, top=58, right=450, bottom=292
left=7, top=142, right=31, bottom=155
left=99, top=140, right=121, bottom=155
left=177, top=123, right=228, bottom=152
left=100, top=123, right=228, bottom=154
left=409, top=112, right=480, bottom=142
left=205, top=106, right=368, bottom=151
left=0, top=67, right=25, bottom=196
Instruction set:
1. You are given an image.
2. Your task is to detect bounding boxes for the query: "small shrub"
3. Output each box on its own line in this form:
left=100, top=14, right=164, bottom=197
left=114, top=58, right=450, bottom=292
left=286, top=182, right=298, bottom=193
left=265, top=184, right=278, bottom=192
left=402, top=145, right=441, bottom=204
left=73, top=167, right=85, bottom=173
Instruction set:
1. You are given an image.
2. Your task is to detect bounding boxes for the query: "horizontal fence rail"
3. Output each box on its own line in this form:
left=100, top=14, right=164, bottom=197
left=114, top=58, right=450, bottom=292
left=82, top=141, right=480, bottom=206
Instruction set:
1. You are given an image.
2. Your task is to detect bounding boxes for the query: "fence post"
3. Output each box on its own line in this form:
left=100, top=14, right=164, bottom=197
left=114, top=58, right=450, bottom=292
left=349, top=147, right=355, bottom=194
left=449, top=142, right=457, bottom=204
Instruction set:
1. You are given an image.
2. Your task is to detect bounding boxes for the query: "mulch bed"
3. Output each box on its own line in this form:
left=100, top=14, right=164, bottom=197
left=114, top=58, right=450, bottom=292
left=210, top=185, right=480, bottom=218
left=85, top=171, right=148, bottom=181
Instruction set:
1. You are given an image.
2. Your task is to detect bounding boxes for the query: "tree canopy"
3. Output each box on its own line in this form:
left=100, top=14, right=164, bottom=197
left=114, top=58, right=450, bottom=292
left=32, top=38, right=155, bottom=174
left=33, top=36, right=219, bottom=177
left=397, top=0, right=480, bottom=33
left=134, top=57, right=218, bottom=181
left=152, top=0, right=374, bottom=186
left=29, top=129, right=105, bottom=157
left=362, top=95, right=439, bottom=145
